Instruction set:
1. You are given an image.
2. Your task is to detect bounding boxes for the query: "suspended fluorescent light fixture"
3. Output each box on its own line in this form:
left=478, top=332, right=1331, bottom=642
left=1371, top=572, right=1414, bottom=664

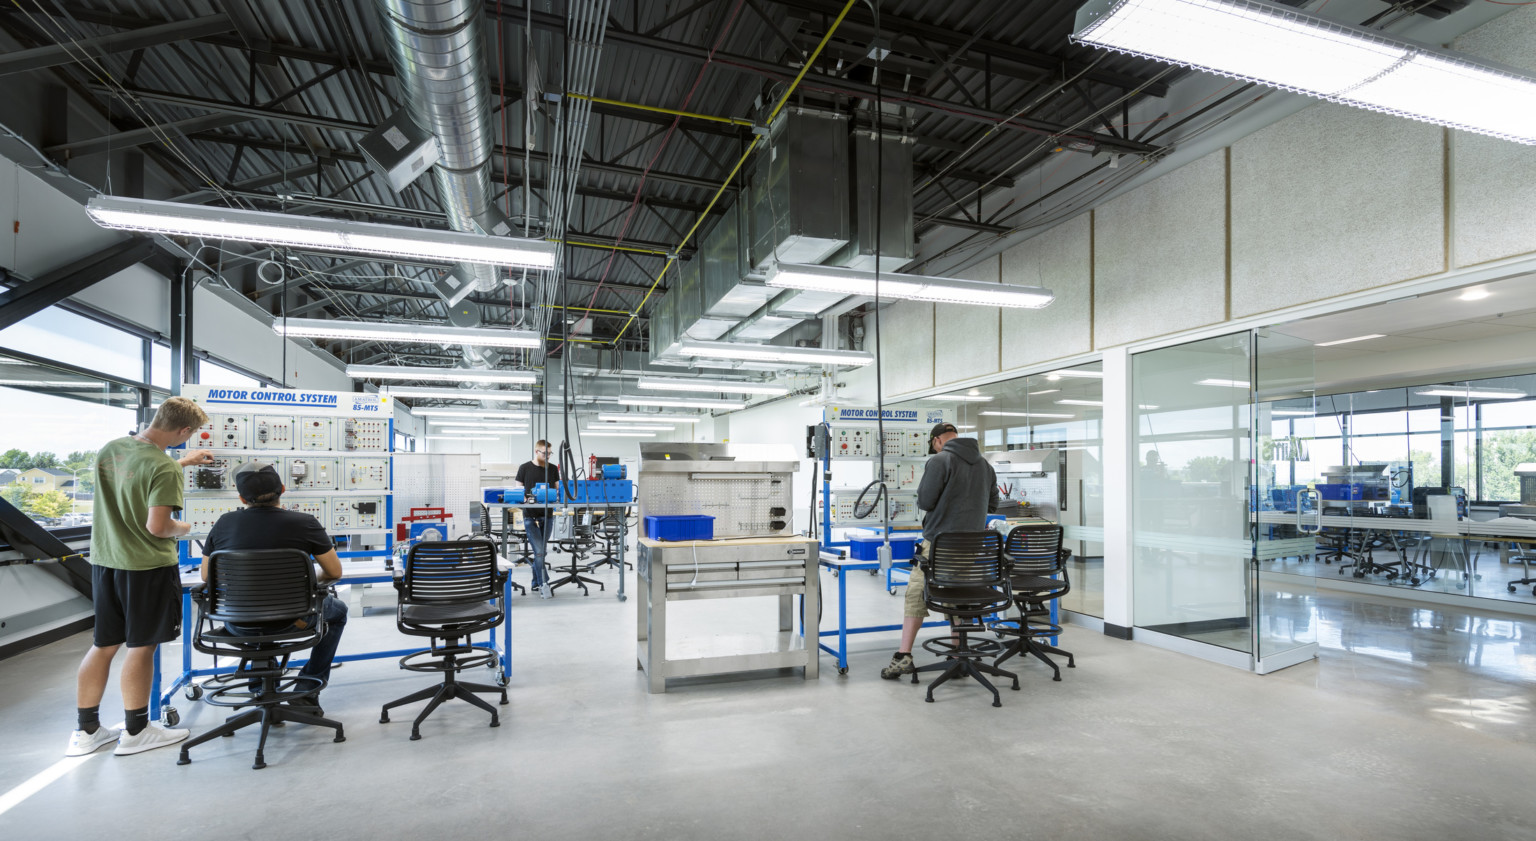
left=383, top=386, right=534, bottom=402
left=979, top=410, right=1075, bottom=419
left=85, top=195, right=560, bottom=266
left=411, top=409, right=531, bottom=419
left=1197, top=379, right=1251, bottom=388
left=618, top=396, right=746, bottom=410
left=347, top=364, right=537, bottom=385
left=584, top=424, right=673, bottom=432
left=584, top=431, right=657, bottom=438
left=1415, top=387, right=1526, bottom=400
left=937, top=394, right=995, bottom=402
left=1071, top=0, right=1536, bottom=145
left=427, top=420, right=530, bottom=429
left=275, top=317, right=541, bottom=349
left=637, top=376, right=789, bottom=396
left=596, top=413, right=701, bottom=424
left=676, top=340, right=874, bottom=368
left=1056, top=399, right=1104, bottom=407
left=1270, top=408, right=1315, bottom=416
left=1314, top=334, right=1385, bottom=347
left=1044, top=369, right=1103, bottom=379
left=766, top=262, right=1054, bottom=308
left=426, top=435, right=499, bottom=442
left=435, top=426, right=527, bottom=434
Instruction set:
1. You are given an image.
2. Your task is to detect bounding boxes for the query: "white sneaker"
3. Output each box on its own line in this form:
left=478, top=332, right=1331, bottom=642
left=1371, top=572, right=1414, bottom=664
left=65, top=726, right=121, bottom=757
left=539, top=584, right=553, bottom=599
left=114, top=723, right=189, bottom=756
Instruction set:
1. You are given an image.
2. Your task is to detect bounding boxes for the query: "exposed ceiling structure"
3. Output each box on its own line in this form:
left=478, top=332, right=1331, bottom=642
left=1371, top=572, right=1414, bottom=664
left=0, top=0, right=1504, bottom=411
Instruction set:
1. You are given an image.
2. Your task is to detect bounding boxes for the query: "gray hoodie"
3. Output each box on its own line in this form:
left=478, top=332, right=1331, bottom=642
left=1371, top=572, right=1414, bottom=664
left=916, top=437, right=1000, bottom=545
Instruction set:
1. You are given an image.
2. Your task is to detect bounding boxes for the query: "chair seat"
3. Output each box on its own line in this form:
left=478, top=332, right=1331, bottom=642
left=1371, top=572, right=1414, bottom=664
left=1010, top=574, right=1064, bottom=592
left=401, top=601, right=499, bottom=626
left=929, top=583, right=1009, bottom=607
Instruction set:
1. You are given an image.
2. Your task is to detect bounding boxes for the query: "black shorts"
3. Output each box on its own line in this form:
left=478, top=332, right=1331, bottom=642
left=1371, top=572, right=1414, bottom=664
left=91, top=565, right=181, bottom=648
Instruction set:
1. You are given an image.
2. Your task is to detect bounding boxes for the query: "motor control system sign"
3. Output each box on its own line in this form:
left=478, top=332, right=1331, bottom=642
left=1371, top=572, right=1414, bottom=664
left=826, top=405, right=952, bottom=425
left=181, top=384, right=390, bottom=416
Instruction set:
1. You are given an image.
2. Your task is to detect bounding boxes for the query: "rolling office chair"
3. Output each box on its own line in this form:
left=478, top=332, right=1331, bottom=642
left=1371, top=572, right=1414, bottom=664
left=1316, top=506, right=1354, bottom=565
left=467, top=502, right=525, bottom=595
left=458, top=533, right=525, bottom=595
left=177, top=549, right=345, bottom=770
left=380, top=539, right=509, bottom=740
left=583, top=509, right=632, bottom=573
left=995, top=524, right=1076, bottom=682
left=909, top=530, right=1020, bottom=707
left=548, top=517, right=604, bottom=595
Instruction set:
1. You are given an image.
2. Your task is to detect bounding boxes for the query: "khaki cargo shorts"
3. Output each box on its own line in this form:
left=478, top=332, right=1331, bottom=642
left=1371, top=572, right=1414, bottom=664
left=903, top=550, right=928, bottom=619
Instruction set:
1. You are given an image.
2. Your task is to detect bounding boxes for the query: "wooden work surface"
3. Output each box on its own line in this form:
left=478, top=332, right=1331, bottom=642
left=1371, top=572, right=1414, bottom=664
left=638, top=535, right=813, bottom=550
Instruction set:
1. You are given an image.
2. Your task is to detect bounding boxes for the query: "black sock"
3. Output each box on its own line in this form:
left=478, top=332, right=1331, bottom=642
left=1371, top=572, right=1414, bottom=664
left=124, top=706, right=149, bottom=736
left=77, top=705, right=101, bottom=734
left=895, top=650, right=909, bottom=657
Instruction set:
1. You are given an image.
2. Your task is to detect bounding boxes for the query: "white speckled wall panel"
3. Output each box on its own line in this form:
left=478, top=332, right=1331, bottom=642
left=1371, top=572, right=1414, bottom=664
left=876, top=299, right=934, bottom=397
left=1452, top=8, right=1536, bottom=267
left=1093, top=153, right=1227, bottom=348
left=999, top=213, right=1091, bottom=368
left=1231, top=103, right=1443, bottom=317
left=934, top=256, right=1000, bottom=385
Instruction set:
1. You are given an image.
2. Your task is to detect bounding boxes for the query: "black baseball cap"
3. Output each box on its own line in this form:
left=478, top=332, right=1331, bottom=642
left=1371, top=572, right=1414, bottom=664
left=929, top=422, right=958, bottom=444
left=233, top=460, right=284, bottom=502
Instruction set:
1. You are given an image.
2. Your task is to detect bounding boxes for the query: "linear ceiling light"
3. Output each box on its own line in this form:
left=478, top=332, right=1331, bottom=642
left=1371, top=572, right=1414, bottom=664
left=766, top=262, right=1054, bottom=308
left=584, top=424, right=673, bottom=432
left=936, top=394, right=995, bottom=402
left=1055, top=399, right=1104, bottom=407
left=427, top=420, right=530, bottom=429
left=583, top=431, right=657, bottom=437
left=1415, top=387, right=1526, bottom=400
left=676, top=340, right=874, bottom=368
left=979, top=410, right=1076, bottom=419
left=347, top=364, right=538, bottom=385
left=1043, top=369, right=1103, bottom=380
left=637, top=376, right=789, bottom=396
left=274, top=317, right=541, bottom=349
left=411, top=409, right=531, bottom=419
left=1071, top=0, right=1536, bottom=145
left=596, top=413, right=701, bottom=424
left=383, top=386, right=534, bottom=402
left=435, top=426, right=528, bottom=434
left=1197, top=379, right=1251, bottom=388
left=618, top=395, right=747, bottom=410
left=86, top=195, right=560, bottom=266
left=426, top=435, right=499, bottom=441
left=1314, top=334, right=1385, bottom=347
left=1270, top=408, right=1315, bottom=416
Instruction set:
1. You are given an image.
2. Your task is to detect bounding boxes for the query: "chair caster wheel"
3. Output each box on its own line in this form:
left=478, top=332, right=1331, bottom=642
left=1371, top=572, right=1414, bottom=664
left=1011, top=681, right=1020, bottom=690
left=1052, top=675, right=1062, bottom=682
left=334, top=734, right=346, bottom=743
left=499, top=695, right=509, bottom=705
left=838, top=667, right=848, bottom=676
left=992, top=700, right=1002, bottom=708
left=185, top=684, right=204, bottom=701
left=490, top=718, right=500, bottom=728
left=177, top=753, right=191, bottom=766
left=379, top=713, right=390, bottom=724
left=1510, top=585, right=1518, bottom=593
left=162, top=708, right=180, bottom=727
left=253, top=759, right=266, bottom=770
left=410, top=732, right=422, bottom=741
left=925, top=696, right=934, bottom=703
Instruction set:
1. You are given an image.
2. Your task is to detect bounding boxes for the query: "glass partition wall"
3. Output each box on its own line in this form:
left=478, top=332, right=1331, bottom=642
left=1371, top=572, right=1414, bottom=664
left=895, top=360, right=1105, bottom=618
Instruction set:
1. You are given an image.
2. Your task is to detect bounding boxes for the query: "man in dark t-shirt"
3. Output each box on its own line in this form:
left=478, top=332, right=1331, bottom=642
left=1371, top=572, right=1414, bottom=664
left=201, top=461, right=347, bottom=708
left=514, top=440, right=559, bottom=596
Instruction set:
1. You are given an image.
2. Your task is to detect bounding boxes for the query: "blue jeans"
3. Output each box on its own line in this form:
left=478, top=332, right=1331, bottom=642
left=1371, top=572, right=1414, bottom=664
left=298, top=596, right=348, bottom=684
left=525, top=516, right=549, bottom=588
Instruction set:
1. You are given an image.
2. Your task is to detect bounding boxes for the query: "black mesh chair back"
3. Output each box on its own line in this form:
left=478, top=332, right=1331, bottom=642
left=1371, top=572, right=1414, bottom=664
left=180, top=549, right=344, bottom=769
left=910, top=531, right=1019, bottom=706
left=924, top=530, right=1012, bottom=618
left=401, top=539, right=501, bottom=611
left=1004, top=524, right=1065, bottom=578
left=994, top=524, right=1076, bottom=681
left=382, top=538, right=509, bottom=739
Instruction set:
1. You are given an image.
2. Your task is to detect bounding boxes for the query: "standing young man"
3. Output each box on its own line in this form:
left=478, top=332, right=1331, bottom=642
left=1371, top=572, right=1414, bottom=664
left=881, top=422, right=999, bottom=680
left=201, top=461, right=347, bottom=713
left=67, top=396, right=213, bottom=756
left=515, top=440, right=560, bottom=597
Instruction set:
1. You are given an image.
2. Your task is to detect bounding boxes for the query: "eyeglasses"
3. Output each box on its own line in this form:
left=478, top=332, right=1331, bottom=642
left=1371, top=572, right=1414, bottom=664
left=535, top=449, right=551, bottom=456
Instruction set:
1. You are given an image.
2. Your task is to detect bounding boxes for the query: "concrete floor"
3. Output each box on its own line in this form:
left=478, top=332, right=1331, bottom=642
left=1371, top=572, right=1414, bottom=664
left=2, top=561, right=1535, bottom=841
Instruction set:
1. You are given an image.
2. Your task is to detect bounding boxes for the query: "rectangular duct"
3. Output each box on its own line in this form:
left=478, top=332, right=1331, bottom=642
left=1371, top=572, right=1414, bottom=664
left=834, top=128, right=915, bottom=273
left=360, top=108, right=442, bottom=194
left=749, top=108, right=850, bottom=270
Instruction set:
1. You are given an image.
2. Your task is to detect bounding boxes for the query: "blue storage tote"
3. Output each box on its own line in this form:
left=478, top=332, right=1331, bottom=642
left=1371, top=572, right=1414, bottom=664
left=644, top=515, right=715, bottom=541
left=848, top=533, right=920, bottom=561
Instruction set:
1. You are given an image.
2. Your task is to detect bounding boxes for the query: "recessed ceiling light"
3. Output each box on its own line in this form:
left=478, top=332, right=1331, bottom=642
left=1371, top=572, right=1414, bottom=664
left=1055, top=399, right=1104, bottom=407
left=1314, top=334, right=1386, bottom=347
left=1458, top=288, right=1490, bottom=301
left=937, top=394, right=995, bottom=402
left=1198, top=379, right=1251, bottom=389
left=1415, top=387, right=1525, bottom=400
left=979, top=410, right=1075, bottom=419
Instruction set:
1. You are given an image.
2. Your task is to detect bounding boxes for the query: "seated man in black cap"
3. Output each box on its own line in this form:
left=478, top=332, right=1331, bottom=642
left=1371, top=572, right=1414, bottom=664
left=200, top=460, right=347, bottom=711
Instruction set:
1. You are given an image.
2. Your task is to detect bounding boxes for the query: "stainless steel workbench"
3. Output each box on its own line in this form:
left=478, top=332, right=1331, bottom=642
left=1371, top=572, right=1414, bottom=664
left=636, top=536, right=819, bottom=693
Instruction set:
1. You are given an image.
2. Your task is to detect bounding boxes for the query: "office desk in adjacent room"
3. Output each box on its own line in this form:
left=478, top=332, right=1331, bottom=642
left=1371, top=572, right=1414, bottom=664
left=636, top=536, right=819, bottom=693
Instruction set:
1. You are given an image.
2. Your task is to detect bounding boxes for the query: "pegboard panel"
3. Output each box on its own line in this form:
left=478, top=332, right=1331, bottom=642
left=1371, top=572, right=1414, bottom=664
left=393, top=453, right=480, bottom=538
left=638, top=472, right=794, bottom=538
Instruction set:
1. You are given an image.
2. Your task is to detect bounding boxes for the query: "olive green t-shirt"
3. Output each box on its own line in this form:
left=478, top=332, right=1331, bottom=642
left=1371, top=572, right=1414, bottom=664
left=88, top=437, right=184, bottom=570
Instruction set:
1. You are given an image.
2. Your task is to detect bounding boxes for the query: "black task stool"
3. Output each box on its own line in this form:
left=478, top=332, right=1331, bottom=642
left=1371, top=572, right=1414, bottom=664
left=910, top=531, right=1020, bottom=707
left=583, top=511, right=631, bottom=573
left=177, top=549, right=345, bottom=770
left=459, top=533, right=524, bottom=594
left=380, top=539, right=509, bottom=740
left=547, top=520, right=604, bottom=595
left=995, top=524, right=1075, bottom=681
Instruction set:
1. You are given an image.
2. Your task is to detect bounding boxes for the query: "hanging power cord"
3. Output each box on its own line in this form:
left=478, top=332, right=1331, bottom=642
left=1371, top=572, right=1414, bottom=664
left=852, top=0, right=889, bottom=547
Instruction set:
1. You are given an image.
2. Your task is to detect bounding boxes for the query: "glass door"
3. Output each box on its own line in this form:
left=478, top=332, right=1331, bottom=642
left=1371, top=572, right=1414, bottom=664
left=1252, top=330, right=1320, bottom=673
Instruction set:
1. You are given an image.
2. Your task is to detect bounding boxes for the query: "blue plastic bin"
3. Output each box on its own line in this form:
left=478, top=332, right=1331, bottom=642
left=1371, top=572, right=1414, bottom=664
left=644, top=515, right=715, bottom=541
left=848, top=533, right=920, bottom=561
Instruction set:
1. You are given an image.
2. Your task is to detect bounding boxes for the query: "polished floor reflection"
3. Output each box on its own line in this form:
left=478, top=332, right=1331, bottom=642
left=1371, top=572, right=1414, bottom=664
left=1268, top=589, right=1536, bottom=744
left=1057, top=555, right=1104, bottom=618
left=1267, top=545, right=1536, bottom=608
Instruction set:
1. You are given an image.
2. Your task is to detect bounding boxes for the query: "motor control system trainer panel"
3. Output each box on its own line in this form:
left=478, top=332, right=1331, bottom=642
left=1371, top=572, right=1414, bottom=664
left=829, top=489, right=923, bottom=526
left=177, top=403, right=393, bottom=538
left=827, top=427, right=931, bottom=459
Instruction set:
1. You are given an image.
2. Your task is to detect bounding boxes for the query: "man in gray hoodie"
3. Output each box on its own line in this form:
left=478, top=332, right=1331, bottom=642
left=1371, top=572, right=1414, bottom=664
left=881, top=422, right=1000, bottom=680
